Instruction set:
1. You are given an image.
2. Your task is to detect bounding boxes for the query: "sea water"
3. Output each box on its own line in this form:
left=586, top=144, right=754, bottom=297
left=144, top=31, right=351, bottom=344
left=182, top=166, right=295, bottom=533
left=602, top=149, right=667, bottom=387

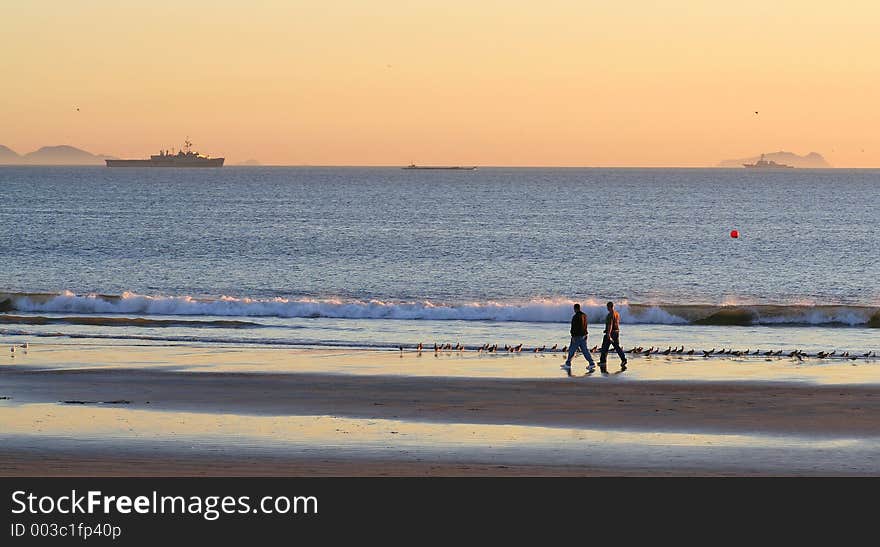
left=1, top=166, right=877, bottom=356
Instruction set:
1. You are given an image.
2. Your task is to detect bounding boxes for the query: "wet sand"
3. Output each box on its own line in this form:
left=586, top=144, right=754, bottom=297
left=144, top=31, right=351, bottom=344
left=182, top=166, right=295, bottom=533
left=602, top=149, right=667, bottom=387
left=2, top=367, right=880, bottom=436
left=1, top=344, right=879, bottom=476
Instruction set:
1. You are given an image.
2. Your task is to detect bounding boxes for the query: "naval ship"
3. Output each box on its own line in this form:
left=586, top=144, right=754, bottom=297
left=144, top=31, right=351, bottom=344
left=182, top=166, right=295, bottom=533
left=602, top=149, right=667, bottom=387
left=402, top=164, right=476, bottom=170
left=106, top=139, right=224, bottom=167
left=742, top=154, right=793, bottom=169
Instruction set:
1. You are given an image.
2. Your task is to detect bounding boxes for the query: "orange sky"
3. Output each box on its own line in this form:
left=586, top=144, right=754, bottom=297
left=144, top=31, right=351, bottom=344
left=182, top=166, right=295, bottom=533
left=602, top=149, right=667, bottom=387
left=2, top=1, right=878, bottom=166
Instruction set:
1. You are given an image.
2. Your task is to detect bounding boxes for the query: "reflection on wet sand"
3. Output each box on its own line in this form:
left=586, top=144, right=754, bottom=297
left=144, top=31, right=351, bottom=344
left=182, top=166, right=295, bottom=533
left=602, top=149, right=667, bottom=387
left=5, top=341, right=880, bottom=385
left=1, top=402, right=878, bottom=476
left=3, top=342, right=879, bottom=476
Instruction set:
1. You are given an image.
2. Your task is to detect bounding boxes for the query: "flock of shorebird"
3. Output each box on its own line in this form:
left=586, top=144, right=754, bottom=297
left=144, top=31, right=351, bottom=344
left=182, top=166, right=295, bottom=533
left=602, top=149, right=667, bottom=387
left=398, top=342, right=877, bottom=361
left=8, top=342, right=28, bottom=355
left=6, top=340, right=876, bottom=362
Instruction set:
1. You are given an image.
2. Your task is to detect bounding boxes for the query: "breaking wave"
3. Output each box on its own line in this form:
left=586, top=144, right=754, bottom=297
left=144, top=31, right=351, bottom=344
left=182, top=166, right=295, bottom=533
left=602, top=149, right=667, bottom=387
left=0, top=291, right=877, bottom=327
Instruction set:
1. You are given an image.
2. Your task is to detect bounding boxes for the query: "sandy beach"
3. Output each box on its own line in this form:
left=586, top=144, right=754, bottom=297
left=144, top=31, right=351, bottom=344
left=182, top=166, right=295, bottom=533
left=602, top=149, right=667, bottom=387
left=2, top=343, right=879, bottom=476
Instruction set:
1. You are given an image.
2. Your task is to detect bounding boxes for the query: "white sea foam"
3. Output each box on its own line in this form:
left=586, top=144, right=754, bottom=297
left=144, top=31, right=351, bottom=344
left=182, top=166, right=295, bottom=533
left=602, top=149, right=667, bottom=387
left=7, top=291, right=876, bottom=326
left=10, top=291, right=690, bottom=324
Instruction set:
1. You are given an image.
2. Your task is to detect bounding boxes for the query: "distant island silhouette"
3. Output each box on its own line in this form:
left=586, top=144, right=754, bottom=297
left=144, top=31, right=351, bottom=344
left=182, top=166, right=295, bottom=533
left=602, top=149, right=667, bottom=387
left=0, top=145, right=116, bottom=165
left=718, top=151, right=831, bottom=168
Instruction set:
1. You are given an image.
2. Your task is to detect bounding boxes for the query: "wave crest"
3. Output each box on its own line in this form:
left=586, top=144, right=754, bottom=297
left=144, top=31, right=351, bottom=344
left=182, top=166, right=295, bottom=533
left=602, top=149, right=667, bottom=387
left=0, top=291, right=877, bottom=327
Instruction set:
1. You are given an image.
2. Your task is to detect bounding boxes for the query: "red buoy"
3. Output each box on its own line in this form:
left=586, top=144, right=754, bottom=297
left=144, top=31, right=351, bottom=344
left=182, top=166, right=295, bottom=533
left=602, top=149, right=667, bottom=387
left=730, top=230, right=739, bottom=239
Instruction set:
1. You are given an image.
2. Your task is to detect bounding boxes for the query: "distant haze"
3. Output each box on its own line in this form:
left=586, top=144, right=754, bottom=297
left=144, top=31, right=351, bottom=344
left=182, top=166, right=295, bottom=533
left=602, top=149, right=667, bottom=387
left=1, top=1, right=879, bottom=167
left=717, top=151, right=832, bottom=168
left=0, top=145, right=115, bottom=165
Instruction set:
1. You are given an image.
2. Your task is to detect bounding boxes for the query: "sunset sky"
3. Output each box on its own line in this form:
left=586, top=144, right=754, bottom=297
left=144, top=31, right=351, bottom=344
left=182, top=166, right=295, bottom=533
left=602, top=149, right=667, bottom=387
left=2, top=1, right=878, bottom=166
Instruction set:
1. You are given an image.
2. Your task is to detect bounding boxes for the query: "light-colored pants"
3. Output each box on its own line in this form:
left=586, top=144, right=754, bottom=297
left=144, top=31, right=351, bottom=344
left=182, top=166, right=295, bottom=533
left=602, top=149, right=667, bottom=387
left=565, top=335, right=596, bottom=366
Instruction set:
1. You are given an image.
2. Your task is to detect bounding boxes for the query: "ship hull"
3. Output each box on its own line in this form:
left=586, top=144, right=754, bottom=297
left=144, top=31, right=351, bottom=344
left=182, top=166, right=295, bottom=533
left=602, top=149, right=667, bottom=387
left=402, top=166, right=476, bottom=170
left=106, top=158, right=224, bottom=167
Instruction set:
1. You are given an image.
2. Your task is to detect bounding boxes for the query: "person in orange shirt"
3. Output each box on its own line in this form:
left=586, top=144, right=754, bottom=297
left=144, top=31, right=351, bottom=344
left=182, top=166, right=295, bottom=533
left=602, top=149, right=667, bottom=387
left=598, top=301, right=628, bottom=372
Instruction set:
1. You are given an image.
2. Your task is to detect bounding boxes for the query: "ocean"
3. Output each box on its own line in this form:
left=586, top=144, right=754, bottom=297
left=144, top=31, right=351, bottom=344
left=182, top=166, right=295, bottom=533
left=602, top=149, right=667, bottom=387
left=1, top=166, right=877, bottom=356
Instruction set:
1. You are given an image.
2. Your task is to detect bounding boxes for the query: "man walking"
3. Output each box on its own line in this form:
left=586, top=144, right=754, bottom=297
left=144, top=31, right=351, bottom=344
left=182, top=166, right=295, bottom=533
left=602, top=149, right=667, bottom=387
left=563, top=303, right=596, bottom=373
left=599, top=301, right=628, bottom=372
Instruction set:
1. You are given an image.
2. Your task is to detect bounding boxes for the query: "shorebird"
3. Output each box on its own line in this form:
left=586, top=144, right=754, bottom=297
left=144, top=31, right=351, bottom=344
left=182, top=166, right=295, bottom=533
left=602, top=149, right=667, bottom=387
left=662, top=347, right=672, bottom=355
left=795, top=353, right=804, bottom=362
left=764, top=350, right=773, bottom=356
left=686, top=348, right=694, bottom=355
left=550, top=344, right=557, bottom=351
left=702, top=350, right=712, bottom=357
left=590, top=345, right=598, bottom=353
left=515, top=343, right=523, bottom=352
left=774, top=350, right=783, bottom=356
left=561, top=345, right=567, bottom=353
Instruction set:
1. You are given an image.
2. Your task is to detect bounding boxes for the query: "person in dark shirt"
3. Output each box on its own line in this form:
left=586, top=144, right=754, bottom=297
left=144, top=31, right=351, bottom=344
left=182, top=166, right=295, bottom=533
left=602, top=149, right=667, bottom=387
left=599, top=301, right=628, bottom=372
left=563, top=303, right=596, bottom=372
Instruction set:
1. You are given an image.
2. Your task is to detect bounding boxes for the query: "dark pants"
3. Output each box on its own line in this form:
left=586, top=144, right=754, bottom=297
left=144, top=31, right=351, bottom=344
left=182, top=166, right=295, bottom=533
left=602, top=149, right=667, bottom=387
left=599, top=332, right=626, bottom=365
